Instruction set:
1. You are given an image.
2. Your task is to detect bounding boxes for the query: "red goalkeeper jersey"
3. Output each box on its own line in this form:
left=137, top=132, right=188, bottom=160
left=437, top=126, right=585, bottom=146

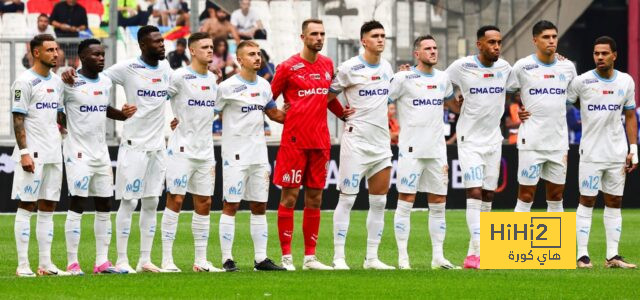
left=271, top=53, right=334, bottom=149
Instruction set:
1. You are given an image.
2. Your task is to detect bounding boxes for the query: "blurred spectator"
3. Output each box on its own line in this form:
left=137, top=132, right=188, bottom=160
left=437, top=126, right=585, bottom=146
left=24, top=14, right=65, bottom=70
left=567, top=104, right=581, bottom=145
left=101, top=0, right=151, bottom=27
left=263, top=120, right=271, bottom=136
left=200, top=7, right=240, bottom=44
left=444, top=108, right=458, bottom=145
left=50, top=0, right=88, bottom=69
left=257, top=49, right=274, bottom=82
left=505, top=94, right=522, bottom=145
left=231, top=0, right=266, bottom=39
left=152, top=0, right=180, bottom=26
left=199, top=0, right=220, bottom=22
left=0, top=0, right=24, bottom=15
left=167, top=38, right=189, bottom=69
left=208, top=37, right=237, bottom=80
left=388, top=103, right=399, bottom=145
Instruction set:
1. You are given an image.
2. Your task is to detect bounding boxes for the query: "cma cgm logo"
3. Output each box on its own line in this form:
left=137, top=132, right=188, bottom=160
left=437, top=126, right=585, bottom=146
left=469, top=87, right=504, bottom=94
left=188, top=99, right=215, bottom=107
left=298, top=88, right=329, bottom=97
left=80, top=105, right=107, bottom=112
left=241, top=104, right=264, bottom=112
left=359, top=89, right=389, bottom=96
left=587, top=104, right=621, bottom=111
left=137, top=90, right=168, bottom=97
left=36, top=102, right=59, bottom=109
left=528, top=88, right=566, bottom=95
left=412, top=98, right=443, bottom=106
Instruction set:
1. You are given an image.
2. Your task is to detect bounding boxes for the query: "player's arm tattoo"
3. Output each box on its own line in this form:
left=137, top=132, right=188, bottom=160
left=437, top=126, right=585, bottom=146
left=57, top=111, right=67, bottom=129
left=13, top=112, right=27, bottom=150
left=106, top=105, right=127, bottom=121
left=265, top=107, right=286, bottom=124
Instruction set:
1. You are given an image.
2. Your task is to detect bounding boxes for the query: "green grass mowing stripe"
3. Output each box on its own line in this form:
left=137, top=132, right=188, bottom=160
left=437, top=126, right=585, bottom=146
left=0, top=210, right=638, bottom=299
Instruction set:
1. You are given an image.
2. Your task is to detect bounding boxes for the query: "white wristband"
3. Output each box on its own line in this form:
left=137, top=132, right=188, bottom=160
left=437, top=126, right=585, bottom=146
left=630, top=144, right=638, bottom=164
left=19, top=148, right=29, bottom=155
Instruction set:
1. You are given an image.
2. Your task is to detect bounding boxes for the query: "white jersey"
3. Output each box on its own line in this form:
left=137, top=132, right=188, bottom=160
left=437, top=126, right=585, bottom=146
left=389, top=67, right=453, bottom=158
left=103, top=57, right=172, bottom=150
left=10, top=69, right=64, bottom=163
left=507, top=55, right=577, bottom=150
left=330, top=56, right=394, bottom=150
left=568, top=70, right=636, bottom=163
left=62, top=73, right=113, bottom=165
left=167, top=67, right=218, bottom=160
left=446, top=55, right=511, bottom=145
left=216, top=74, right=275, bottom=166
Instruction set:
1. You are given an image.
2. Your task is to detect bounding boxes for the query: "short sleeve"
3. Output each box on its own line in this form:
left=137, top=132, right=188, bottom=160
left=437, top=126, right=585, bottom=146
left=566, top=78, right=580, bottom=104
left=387, top=72, right=404, bottom=102
left=330, top=63, right=350, bottom=94
left=103, top=61, right=127, bottom=85
left=624, top=78, right=636, bottom=110
left=444, top=74, right=454, bottom=99
left=505, top=65, right=520, bottom=93
left=445, top=60, right=461, bottom=87
left=167, top=72, right=180, bottom=98
left=270, top=62, right=289, bottom=99
left=11, top=80, right=31, bottom=115
left=215, top=85, right=226, bottom=111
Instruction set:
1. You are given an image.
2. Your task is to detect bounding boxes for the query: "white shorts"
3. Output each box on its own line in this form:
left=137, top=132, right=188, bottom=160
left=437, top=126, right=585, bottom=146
left=115, top=146, right=166, bottom=200
left=396, top=156, right=448, bottom=195
left=517, top=150, right=567, bottom=186
left=166, top=154, right=215, bottom=196
left=64, top=156, right=114, bottom=198
left=223, top=163, right=270, bottom=203
left=457, top=143, right=501, bottom=190
left=12, top=162, right=63, bottom=202
left=338, top=151, right=392, bottom=195
left=579, top=161, right=626, bottom=196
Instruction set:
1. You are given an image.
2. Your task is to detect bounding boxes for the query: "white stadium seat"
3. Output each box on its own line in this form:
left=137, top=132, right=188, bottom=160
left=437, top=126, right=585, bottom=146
left=340, top=15, right=362, bottom=40
left=1, top=13, right=28, bottom=38
left=87, top=13, right=101, bottom=28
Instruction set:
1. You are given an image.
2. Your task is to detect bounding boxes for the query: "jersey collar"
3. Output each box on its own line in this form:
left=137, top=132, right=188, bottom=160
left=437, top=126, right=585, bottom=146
left=411, top=66, right=434, bottom=77
left=531, top=54, right=557, bottom=67
left=473, top=55, right=493, bottom=68
left=187, top=66, right=208, bottom=78
left=358, top=55, right=380, bottom=68
left=137, top=57, right=159, bottom=70
left=235, top=74, right=258, bottom=85
left=592, top=69, right=617, bottom=82
left=28, top=68, right=51, bottom=80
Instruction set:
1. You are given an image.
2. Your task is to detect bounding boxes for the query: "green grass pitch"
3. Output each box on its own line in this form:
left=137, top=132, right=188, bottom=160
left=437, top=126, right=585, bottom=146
left=0, top=209, right=638, bottom=299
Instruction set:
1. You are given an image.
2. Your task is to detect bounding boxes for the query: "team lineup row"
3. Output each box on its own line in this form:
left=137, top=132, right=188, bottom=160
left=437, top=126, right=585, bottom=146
left=8, top=18, right=637, bottom=277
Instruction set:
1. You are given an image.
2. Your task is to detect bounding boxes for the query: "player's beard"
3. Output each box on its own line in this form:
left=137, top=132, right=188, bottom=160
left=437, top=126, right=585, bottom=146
left=41, top=59, right=56, bottom=69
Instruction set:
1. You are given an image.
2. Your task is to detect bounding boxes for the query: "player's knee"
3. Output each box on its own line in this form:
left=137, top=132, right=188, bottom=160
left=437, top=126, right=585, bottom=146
left=222, top=201, right=240, bottom=216
left=38, top=200, right=57, bottom=212
left=94, top=197, right=112, bottom=212
left=517, top=186, right=535, bottom=202
left=579, top=196, right=596, bottom=207
left=69, top=196, right=85, bottom=214
left=482, top=190, right=495, bottom=202
left=398, top=193, right=416, bottom=203
left=140, top=197, right=158, bottom=212
left=18, top=201, right=37, bottom=212
left=338, top=193, right=357, bottom=209
left=604, top=195, right=622, bottom=209
left=466, top=188, right=482, bottom=200
left=280, top=190, right=298, bottom=208
left=249, top=202, right=266, bottom=215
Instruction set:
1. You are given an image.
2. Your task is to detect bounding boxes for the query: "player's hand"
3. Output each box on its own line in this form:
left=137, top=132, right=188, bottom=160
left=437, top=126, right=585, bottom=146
left=456, top=94, right=464, bottom=105
left=212, top=68, right=223, bottom=83
left=61, top=68, right=77, bottom=85
left=21, top=154, right=35, bottom=173
left=398, top=64, right=411, bottom=72
left=626, top=153, right=637, bottom=173
left=283, top=102, right=291, bottom=113
left=343, top=106, right=355, bottom=120
left=170, top=118, right=179, bottom=130
left=121, top=104, right=137, bottom=118
left=518, top=107, right=531, bottom=122
left=57, top=123, right=67, bottom=135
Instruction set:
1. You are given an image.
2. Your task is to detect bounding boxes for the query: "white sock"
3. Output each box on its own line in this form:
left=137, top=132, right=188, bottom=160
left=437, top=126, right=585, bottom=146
left=333, top=193, right=356, bottom=260
left=514, top=199, right=533, bottom=212
left=161, top=207, right=180, bottom=264
left=250, top=214, right=268, bottom=263
left=429, top=202, right=447, bottom=261
left=547, top=200, right=564, bottom=212
left=14, top=208, right=32, bottom=266
left=139, top=197, right=159, bottom=265
left=219, top=214, right=235, bottom=263
left=394, top=200, right=412, bottom=261
left=366, top=194, right=387, bottom=260
left=94, top=211, right=111, bottom=266
left=466, top=199, right=482, bottom=256
left=481, top=201, right=492, bottom=212
left=604, top=206, right=622, bottom=260
left=576, top=204, right=593, bottom=259
left=64, top=210, right=82, bottom=266
left=192, top=212, right=210, bottom=265
left=115, top=199, right=138, bottom=265
left=36, top=211, right=54, bottom=268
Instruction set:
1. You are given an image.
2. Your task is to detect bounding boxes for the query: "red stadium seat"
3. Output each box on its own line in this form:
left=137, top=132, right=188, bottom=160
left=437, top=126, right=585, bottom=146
left=26, top=0, right=58, bottom=15
left=77, top=0, right=104, bottom=17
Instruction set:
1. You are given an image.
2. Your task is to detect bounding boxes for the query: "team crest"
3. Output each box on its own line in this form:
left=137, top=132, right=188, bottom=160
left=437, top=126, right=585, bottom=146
left=325, top=72, right=331, bottom=80
left=559, top=74, right=566, bottom=81
left=497, top=72, right=503, bottom=78
left=618, top=89, right=625, bottom=97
